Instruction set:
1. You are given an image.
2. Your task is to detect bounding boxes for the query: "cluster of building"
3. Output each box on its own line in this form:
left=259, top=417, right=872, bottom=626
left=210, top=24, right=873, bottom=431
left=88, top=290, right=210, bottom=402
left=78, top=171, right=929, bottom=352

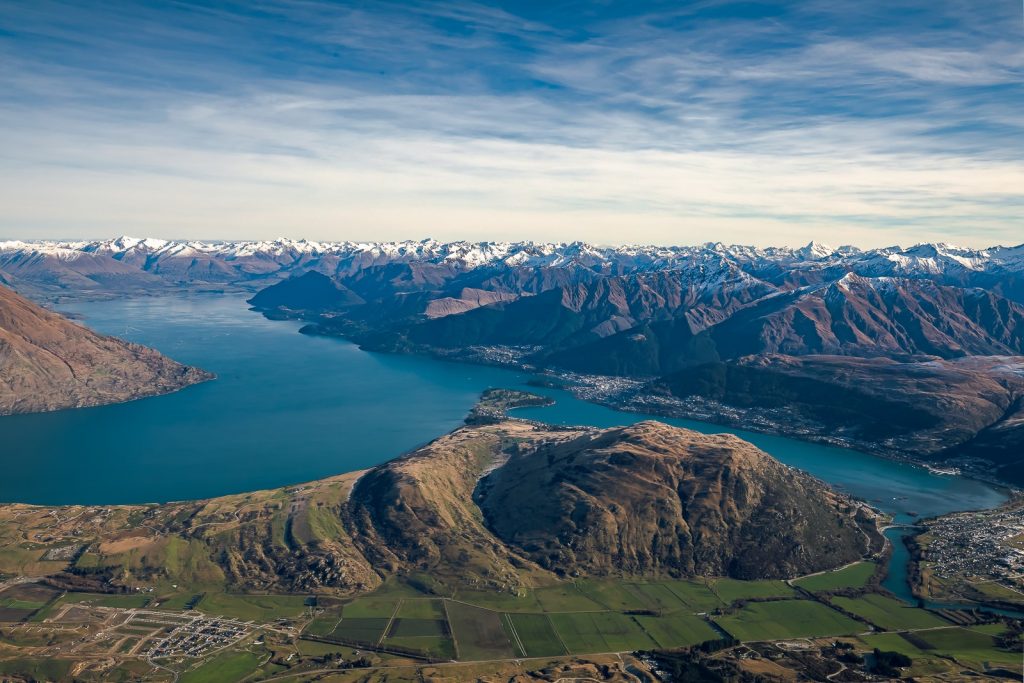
left=135, top=612, right=250, bottom=659
left=922, top=504, right=1024, bottom=589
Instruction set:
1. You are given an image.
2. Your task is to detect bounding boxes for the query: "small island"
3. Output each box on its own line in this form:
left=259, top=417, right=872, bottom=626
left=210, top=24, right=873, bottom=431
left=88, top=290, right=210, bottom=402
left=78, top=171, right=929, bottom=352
left=463, top=387, right=555, bottom=425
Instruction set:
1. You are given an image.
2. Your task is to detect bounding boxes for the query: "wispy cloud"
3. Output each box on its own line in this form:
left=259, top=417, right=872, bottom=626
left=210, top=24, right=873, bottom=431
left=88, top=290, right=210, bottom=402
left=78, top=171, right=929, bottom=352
left=0, top=0, right=1021, bottom=247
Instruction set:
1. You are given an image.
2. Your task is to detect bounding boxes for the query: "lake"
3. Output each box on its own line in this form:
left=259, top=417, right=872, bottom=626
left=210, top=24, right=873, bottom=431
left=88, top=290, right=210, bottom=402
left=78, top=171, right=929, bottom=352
left=0, top=294, right=1005, bottom=532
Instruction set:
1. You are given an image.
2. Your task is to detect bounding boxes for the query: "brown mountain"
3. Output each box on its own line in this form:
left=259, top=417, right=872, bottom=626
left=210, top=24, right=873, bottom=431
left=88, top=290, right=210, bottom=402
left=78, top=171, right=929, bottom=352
left=545, top=275, right=1024, bottom=377
left=653, top=355, right=1024, bottom=470
left=399, top=266, right=775, bottom=352
left=710, top=274, right=1024, bottom=359
left=477, top=421, right=874, bottom=580
left=0, top=285, right=213, bottom=415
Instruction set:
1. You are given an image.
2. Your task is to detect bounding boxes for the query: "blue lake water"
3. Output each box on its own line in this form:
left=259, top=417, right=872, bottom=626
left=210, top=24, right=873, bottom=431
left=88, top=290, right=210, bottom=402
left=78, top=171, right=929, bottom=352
left=0, top=294, right=1006, bottom=531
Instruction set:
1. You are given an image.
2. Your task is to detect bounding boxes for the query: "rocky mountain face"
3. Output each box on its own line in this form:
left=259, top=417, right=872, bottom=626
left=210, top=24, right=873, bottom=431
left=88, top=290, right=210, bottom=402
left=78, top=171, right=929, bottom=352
left=478, top=421, right=872, bottom=580
left=546, top=275, right=1024, bottom=376
left=247, top=271, right=364, bottom=312
left=653, top=355, right=1024, bottom=467
left=0, top=284, right=213, bottom=415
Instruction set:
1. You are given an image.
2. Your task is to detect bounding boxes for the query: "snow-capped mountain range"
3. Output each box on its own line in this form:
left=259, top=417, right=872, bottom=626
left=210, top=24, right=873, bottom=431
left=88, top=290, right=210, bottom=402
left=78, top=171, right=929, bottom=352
left=2, top=236, right=1022, bottom=287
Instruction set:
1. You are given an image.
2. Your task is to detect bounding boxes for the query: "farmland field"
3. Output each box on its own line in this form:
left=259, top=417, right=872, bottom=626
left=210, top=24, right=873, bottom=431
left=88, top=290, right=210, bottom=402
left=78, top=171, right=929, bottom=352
left=505, top=613, right=565, bottom=657
left=326, top=617, right=390, bottom=643
left=533, top=585, right=604, bottom=612
left=549, top=611, right=656, bottom=653
left=179, top=649, right=260, bottom=683
left=342, top=597, right=399, bottom=618
left=830, top=594, right=949, bottom=630
left=794, top=562, right=877, bottom=592
left=384, top=634, right=455, bottom=659
left=396, top=599, right=446, bottom=620
left=196, top=592, right=306, bottom=621
left=711, top=579, right=796, bottom=603
left=634, top=614, right=720, bottom=648
left=446, top=601, right=516, bottom=661
left=715, top=600, right=863, bottom=641
left=662, top=580, right=724, bottom=612
left=59, top=592, right=150, bottom=609
left=914, top=626, right=1022, bottom=669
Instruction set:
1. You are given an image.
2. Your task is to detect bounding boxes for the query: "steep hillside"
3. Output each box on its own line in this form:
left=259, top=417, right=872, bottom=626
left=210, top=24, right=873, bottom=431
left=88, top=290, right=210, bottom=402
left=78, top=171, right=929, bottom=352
left=248, top=271, right=364, bottom=312
left=652, top=355, right=1024, bottom=458
left=0, top=285, right=213, bottom=414
left=547, top=275, right=1024, bottom=376
left=402, top=266, right=774, bottom=352
left=479, top=421, right=872, bottom=579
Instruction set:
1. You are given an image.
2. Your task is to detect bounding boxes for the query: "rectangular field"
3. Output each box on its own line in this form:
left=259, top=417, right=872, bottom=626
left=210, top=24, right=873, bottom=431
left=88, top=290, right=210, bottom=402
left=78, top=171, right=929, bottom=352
left=59, top=592, right=151, bottom=609
left=913, top=626, right=1022, bottom=670
left=635, top=614, right=721, bottom=649
left=549, top=611, right=656, bottom=654
left=396, top=599, right=446, bottom=620
left=505, top=612, right=566, bottom=657
left=533, top=585, right=604, bottom=612
left=196, top=593, right=306, bottom=621
left=662, top=581, right=724, bottom=612
left=319, top=617, right=390, bottom=644
left=794, top=562, right=877, bottom=592
left=830, top=594, right=948, bottom=631
left=388, top=618, right=448, bottom=638
left=383, top=635, right=456, bottom=659
left=342, top=597, right=399, bottom=618
left=711, top=579, right=796, bottom=603
left=446, top=600, right=516, bottom=661
left=714, top=600, right=863, bottom=641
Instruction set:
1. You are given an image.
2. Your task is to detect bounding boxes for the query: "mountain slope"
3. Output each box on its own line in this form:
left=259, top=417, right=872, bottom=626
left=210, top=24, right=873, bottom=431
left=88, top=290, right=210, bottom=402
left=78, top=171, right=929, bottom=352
left=248, top=271, right=364, bottom=312
left=547, top=275, right=1024, bottom=376
left=0, top=285, right=213, bottom=414
left=478, top=421, right=872, bottom=579
left=652, top=355, right=1024, bottom=458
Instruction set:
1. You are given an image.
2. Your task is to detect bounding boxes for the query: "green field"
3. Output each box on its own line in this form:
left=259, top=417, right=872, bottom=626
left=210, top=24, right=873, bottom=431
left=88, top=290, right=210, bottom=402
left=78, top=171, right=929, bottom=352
left=715, top=600, right=863, bottom=641
left=662, top=580, right=725, bottom=612
left=342, top=597, right=399, bottom=618
left=389, top=618, right=447, bottom=638
left=196, top=593, right=307, bottom=621
left=179, top=649, right=261, bottom=683
left=533, top=584, right=604, bottom=612
left=396, top=599, right=446, bottom=620
left=794, top=562, right=877, bottom=592
left=577, top=580, right=691, bottom=614
left=635, top=614, right=721, bottom=649
left=505, top=612, right=566, bottom=657
left=549, top=611, right=656, bottom=653
left=325, top=617, right=391, bottom=644
left=455, top=589, right=542, bottom=613
left=59, top=592, right=151, bottom=609
left=860, top=632, right=927, bottom=657
left=913, top=626, right=1022, bottom=670
left=384, top=634, right=456, bottom=659
left=831, top=594, right=949, bottom=631
left=711, top=579, right=796, bottom=603
left=446, top=600, right=516, bottom=660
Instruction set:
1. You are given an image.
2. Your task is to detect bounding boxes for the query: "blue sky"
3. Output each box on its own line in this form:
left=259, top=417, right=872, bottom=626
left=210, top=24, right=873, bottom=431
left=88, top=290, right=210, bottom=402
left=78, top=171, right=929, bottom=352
left=0, top=0, right=1021, bottom=247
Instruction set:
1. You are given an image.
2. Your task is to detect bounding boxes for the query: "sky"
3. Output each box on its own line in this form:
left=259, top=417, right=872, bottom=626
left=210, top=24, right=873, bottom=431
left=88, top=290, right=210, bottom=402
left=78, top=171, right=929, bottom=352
left=0, top=1, right=1022, bottom=248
